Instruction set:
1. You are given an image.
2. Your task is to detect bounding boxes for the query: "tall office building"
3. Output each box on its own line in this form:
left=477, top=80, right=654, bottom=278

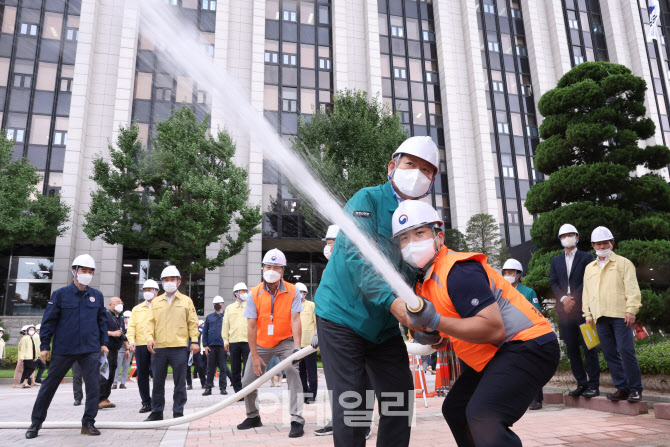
left=1, top=0, right=668, bottom=329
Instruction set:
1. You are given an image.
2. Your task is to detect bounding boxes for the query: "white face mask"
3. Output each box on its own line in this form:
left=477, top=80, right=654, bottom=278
left=238, top=292, right=248, bottom=301
left=163, top=281, right=178, bottom=293
left=561, top=236, right=577, bottom=248
left=393, top=168, right=432, bottom=198
left=596, top=248, right=612, bottom=258
left=504, top=275, right=517, bottom=285
left=114, top=304, right=123, bottom=314
left=263, top=269, right=282, bottom=284
left=401, top=237, right=437, bottom=269
left=76, top=273, right=93, bottom=286
left=323, top=245, right=332, bottom=260
left=28, top=330, right=35, bottom=336
left=143, top=291, right=156, bottom=301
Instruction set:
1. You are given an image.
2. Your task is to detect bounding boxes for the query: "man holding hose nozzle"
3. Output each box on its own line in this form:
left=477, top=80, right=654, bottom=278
left=237, top=248, right=305, bottom=438
left=393, top=200, right=560, bottom=447
left=314, top=136, right=439, bottom=447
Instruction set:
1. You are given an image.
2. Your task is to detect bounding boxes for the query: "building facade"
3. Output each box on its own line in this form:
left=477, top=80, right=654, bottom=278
left=1, top=0, right=669, bottom=332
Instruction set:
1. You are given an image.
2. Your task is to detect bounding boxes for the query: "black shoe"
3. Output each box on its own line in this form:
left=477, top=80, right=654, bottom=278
left=568, top=385, right=587, bottom=397
left=202, top=388, right=212, bottom=396
left=307, top=397, right=316, bottom=404
left=81, top=422, right=101, bottom=436
left=144, top=412, right=164, bottom=422
left=35, top=379, right=42, bottom=384
left=607, top=389, right=629, bottom=401
left=237, top=416, right=262, bottom=430
left=139, top=404, right=152, bottom=413
left=528, top=401, right=542, bottom=410
left=288, top=421, right=304, bottom=438
left=314, top=422, right=333, bottom=436
left=186, top=385, right=193, bottom=390
left=220, top=389, right=228, bottom=395
left=25, top=423, right=41, bottom=439
left=74, top=399, right=82, bottom=406
left=111, top=384, right=117, bottom=390
left=173, top=412, right=183, bottom=418
left=582, top=388, right=600, bottom=398
left=627, top=391, right=642, bottom=402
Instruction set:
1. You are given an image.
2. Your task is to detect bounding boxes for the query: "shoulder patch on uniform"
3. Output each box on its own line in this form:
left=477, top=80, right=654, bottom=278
left=353, top=211, right=371, bottom=218
left=471, top=298, right=479, bottom=306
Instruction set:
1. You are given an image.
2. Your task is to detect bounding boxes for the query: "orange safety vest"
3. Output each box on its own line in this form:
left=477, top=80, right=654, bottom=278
left=416, top=246, right=554, bottom=372
left=250, top=280, right=297, bottom=349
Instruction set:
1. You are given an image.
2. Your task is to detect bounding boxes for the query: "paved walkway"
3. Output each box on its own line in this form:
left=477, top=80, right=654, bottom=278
left=0, top=372, right=669, bottom=446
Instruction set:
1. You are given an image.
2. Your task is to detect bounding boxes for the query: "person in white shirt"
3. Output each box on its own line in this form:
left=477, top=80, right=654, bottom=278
left=549, top=224, right=599, bottom=398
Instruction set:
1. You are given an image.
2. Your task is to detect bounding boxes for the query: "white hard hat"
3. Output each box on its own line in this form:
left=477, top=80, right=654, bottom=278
left=21, top=325, right=28, bottom=332
left=161, top=265, right=181, bottom=279
left=392, top=200, right=444, bottom=238
left=27, top=323, right=35, bottom=329
left=263, top=248, right=287, bottom=267
left=142, top=279, right=160, bottom=290
left=123, top=310, right=131, bottom=318
left=213, top=296, right=224, bottom=304
left=198, top=320, right=204, bottom=325
left=233, top=282, right=248, bottom=292
left=591, top=226, right=614, bottom=243
left=295, top=282, right=308, bottom=293
left=72, top=254, right=96, bottom=270
left=0, top=327, right=4, bottom=331
left=558, top=224, right=578, bottom=237
left=392, top=136, right=440, bottom=174
left=502, top=258, right=523, bottom=273
left=36, top=324, right=41, bottom=330
left=323, top=225, right=340, bottom=241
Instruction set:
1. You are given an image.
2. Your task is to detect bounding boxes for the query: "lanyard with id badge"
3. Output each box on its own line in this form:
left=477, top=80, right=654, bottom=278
left=268, top=293, right=276, bottom=336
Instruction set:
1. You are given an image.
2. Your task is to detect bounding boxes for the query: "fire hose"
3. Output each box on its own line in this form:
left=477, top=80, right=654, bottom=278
left=0, top=346, right=316, bottom=430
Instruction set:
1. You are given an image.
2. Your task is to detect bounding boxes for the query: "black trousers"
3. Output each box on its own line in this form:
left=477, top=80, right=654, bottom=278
left=317, top=316, right=413, bottom=447
left=299, top=351, right=318, bottom=398
left=559, top=318, right=600, bottom=389
left=32, top=352, right=100, bottom=424
left=35, top=359, right=47, bottom=382
left=443, top=339, right=560, bottom=447
left=205, top=345, right=231, bottom=390
left=135, top=345, right=152, bottom=407
left=152, top=347, right=189, bottom=413
left=21, top=360, right=36, bottom=383
left=99, top=349, right=119, bottom=402
left=193, top=353, right=207, bottom=387
left=72, top=360, right=83, bottom=401
left=229, top=342, right=250, bottom=392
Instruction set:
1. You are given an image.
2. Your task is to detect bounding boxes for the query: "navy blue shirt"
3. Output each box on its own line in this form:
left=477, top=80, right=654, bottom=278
left=202, top=311, right=224, bottom=347
left=104, top=309, right=126, bottom=351
left=446, top=261, right=496, bottom=318
left=39, top=283, right=109, bottom=356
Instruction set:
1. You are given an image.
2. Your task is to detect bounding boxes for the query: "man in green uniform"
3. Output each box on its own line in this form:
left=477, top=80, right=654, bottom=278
left=502, top=258, right=544, bottom=409
left=314, top=136, right=440, bottom=447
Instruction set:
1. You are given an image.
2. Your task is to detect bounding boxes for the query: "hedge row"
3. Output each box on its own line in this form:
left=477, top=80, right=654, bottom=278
left=557, top=334, right=670, bottom=375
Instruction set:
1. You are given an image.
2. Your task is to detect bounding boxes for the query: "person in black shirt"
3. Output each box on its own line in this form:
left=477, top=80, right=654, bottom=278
left=99, top=297, right=129, bottom=409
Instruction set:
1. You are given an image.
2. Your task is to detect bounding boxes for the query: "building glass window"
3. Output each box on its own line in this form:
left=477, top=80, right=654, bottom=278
left=478, top=0, right=541, bottom=246
left=562, top=0, right=609, bottom=66
left=380, top=0, right=450, bottom=227
left=2, top=255, right=54, bottom=316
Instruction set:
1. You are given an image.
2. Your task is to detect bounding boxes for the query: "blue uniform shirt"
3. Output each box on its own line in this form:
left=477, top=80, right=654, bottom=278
left=39, top=283, right=109, bottom=355
left=203, top=311, right=224, bottom=347
left=314, top=182, right=413, bottom=344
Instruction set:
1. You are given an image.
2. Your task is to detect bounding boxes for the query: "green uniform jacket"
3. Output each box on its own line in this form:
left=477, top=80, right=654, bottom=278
left=516, top=283, right=542, bottom=312
left=314, top=182, right=412, bottom=344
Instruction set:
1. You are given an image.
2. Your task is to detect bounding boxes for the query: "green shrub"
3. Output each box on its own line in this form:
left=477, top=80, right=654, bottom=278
left=0, top=345, right=18, bottom=369
left=557, top=333, right=670, bottom=375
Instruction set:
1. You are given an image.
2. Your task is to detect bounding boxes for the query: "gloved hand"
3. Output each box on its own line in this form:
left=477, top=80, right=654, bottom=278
left=310, top=333, right=318, bottom=349
left=292, top=347, right=301, bottom=365
left=406, top=298, right=441, bottom=331
left=413, top=330, right=442, bottom=346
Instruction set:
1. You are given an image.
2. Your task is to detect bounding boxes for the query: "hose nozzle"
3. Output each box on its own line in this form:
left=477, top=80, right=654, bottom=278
left=406, top=297, right=424, bottom=313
